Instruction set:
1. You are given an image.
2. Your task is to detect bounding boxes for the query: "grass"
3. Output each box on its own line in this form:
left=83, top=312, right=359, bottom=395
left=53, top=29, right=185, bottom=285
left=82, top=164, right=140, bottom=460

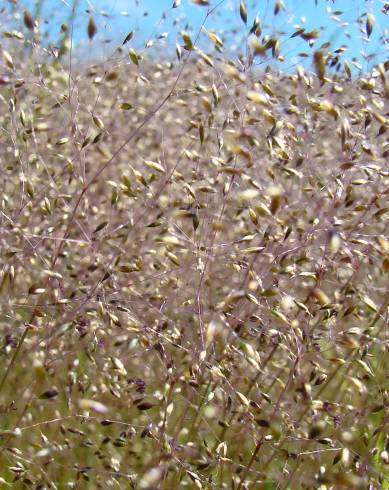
left=0, top=1, right=388, bottom=488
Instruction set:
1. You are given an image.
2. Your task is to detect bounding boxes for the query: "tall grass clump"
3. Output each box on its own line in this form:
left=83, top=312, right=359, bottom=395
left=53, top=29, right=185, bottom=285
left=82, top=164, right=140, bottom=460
left=0, top=0, right=388, bottom=487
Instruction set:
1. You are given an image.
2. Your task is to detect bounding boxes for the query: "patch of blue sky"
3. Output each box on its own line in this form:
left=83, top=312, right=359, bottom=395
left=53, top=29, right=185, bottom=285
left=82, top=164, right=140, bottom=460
left=8, top=0, right=389, bottom=72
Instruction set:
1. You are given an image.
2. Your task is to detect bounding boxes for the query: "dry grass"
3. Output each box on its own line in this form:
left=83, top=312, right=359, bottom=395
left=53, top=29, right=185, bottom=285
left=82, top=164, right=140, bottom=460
left=0, top=1, right=388, bottom=488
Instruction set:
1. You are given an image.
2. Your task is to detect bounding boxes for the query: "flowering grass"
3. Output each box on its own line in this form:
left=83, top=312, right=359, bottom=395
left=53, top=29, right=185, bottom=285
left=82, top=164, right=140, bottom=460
left=0, top=1, right=388, bottom=488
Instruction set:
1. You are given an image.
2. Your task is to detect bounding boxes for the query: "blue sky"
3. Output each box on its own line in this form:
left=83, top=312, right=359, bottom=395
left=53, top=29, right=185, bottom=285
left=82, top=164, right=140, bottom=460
left=8, top=0, right=389, bottom=72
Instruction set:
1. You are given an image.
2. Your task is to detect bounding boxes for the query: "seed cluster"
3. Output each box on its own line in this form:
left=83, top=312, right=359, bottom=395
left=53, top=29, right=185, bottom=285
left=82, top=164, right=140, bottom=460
left=0, top=1, right=388, bottom=488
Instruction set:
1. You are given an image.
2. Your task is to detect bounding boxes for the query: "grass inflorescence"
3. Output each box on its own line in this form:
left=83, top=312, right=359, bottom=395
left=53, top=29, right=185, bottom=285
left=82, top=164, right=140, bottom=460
left=0, top=1, right=388, bottom=488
